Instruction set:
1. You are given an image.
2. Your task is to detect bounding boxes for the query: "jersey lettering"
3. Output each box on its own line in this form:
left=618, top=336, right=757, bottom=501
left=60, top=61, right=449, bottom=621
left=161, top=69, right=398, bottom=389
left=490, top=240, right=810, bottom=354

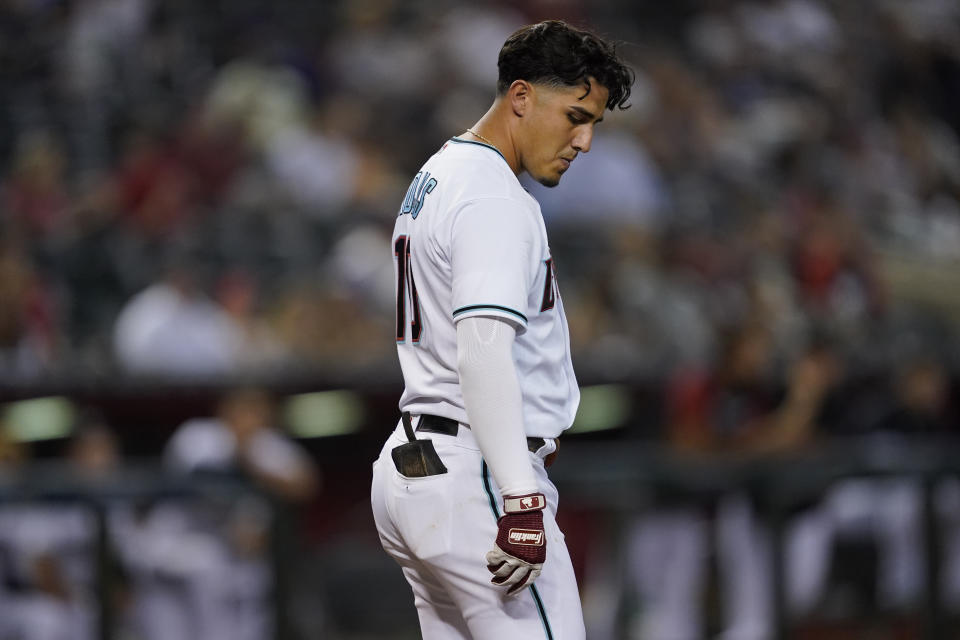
left=540, top=258, right=558, bottom=312
left=400, top=171, right=438, bottom=219
left=395, top=235, right=423, bottom=342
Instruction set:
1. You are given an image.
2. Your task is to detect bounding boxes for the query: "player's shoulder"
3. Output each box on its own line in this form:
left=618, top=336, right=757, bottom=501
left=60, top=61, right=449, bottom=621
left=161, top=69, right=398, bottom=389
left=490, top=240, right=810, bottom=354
left=429, top=137, right=526, bottom=203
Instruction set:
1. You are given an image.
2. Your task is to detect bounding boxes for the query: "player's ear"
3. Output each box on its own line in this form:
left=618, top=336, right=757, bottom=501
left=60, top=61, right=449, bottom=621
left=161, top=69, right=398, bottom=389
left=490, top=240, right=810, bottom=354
left=508, top=80, right=532, bottom=117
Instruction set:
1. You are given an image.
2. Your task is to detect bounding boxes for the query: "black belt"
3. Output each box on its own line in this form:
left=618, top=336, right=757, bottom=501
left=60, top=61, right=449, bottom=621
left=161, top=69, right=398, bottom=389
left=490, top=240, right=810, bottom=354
left=416, top=414, right=547, bottom=454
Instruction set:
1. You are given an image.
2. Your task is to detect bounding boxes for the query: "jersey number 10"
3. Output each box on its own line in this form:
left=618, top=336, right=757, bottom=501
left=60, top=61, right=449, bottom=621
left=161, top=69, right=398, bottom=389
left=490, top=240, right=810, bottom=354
left=394, top=235, right=422, bottom=343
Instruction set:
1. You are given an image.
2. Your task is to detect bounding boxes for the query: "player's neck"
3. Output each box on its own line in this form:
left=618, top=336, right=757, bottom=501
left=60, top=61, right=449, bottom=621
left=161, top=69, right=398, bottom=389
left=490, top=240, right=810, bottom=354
left=466, top=105, right=521, bottom=176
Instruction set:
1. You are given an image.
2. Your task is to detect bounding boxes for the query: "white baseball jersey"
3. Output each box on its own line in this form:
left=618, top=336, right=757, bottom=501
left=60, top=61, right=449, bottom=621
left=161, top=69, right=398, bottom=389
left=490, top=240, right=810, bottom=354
left=392, top=137, right=580, bottom=438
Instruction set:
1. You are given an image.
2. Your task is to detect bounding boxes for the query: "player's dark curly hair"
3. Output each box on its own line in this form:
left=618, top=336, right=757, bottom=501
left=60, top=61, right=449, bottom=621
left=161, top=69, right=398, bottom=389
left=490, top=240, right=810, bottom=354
left=497, top=20, right=633, bottom=111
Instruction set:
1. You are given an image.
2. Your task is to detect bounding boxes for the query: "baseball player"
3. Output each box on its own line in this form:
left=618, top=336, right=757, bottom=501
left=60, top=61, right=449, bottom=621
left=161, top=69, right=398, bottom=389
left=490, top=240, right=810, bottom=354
left=370, top=20, right=633, bottom=639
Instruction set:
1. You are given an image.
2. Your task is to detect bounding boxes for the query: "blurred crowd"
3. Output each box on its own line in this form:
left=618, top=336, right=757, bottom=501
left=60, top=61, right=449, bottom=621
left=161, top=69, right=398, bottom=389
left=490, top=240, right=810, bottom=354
left=0, top=388, right=320, bottom=640
left=0, top=0, right=958, bottom=383
left=2, top=0, right=960, bottom=637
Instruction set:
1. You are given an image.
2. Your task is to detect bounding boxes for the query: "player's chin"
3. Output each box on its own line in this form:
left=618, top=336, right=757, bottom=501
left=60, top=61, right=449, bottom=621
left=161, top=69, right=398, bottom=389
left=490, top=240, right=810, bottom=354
left=534, top=172, right=562, bottom=188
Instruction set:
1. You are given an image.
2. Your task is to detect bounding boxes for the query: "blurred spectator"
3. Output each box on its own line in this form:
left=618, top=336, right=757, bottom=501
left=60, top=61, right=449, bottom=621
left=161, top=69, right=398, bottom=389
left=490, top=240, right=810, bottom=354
left=113, top=110, right=244, bottom=240
left=667, top=325, right=839, bottom=454
left=214, top=270, right=288, bottom=370
left=55, top=178, right=129, bottom=362
left=625, top=327, right=840, bottom=639
left=0, top=425, right=25, bottom=469
left=165, top=387, right=318, bottom=503
left=272, top=278, right=393, bottom=367
left=113, top=128, right=194, bottom=240
left=118, top=388, right=320, bottom=640
left=0, top=235, right=58, bottom=376
left=436, top=4, right=524, bottom=91
left=325, top=222, right=395, bottom=315
left=263, top=107, right=362, bottom=215
left=112, top=264, right=246, bottom=377
left=790, top=355, right=956, bottom=620
left=2, top=130, right=70, bottom=240
left=0, top=428, right=27, bottom=640
left=0, top=0, right=957, bottom=380
left=878, top=356, right=955, bottom=438
left=326, top=0, right=436, bottom=104
left=69, top=415, right=123, bottom=478
left=0, top=419, right=125, bottom=640
left=115, top=494, right=275, bottom=640
left=790, top=206, right=882, bottom=334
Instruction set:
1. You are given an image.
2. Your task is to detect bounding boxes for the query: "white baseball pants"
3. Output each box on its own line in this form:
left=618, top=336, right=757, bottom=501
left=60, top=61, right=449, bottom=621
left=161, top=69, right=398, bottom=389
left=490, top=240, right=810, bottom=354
left=371, top=420, right=585, bottom=639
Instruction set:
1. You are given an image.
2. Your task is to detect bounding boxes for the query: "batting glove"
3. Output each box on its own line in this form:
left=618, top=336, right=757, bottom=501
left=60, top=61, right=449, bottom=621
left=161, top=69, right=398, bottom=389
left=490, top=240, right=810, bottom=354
left=485, top=493, right=546, bottom=595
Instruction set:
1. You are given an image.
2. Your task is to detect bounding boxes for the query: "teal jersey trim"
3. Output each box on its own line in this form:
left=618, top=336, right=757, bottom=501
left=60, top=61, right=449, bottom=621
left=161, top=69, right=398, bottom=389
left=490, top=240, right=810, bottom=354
left=449, top=137, right=509, bottom=166
left=480, top=461, right=554, bottom=640
left=453, top=304, right=527, bottom=324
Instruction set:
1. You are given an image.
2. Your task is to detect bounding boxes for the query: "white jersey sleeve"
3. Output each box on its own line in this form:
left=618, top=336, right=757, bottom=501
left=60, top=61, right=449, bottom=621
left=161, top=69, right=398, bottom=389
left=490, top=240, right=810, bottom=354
left=450, top=198, right=534, bottom=331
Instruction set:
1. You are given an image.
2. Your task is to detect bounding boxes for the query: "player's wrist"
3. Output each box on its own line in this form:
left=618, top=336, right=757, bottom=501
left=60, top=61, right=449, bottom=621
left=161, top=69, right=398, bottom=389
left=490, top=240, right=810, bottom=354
left=502, top=492, right=546, bottom=514
left=499, top=482, right=539, bottom=499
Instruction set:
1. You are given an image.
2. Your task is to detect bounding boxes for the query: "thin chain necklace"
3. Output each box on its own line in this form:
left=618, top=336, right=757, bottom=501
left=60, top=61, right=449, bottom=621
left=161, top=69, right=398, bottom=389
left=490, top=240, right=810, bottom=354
left=466, top=128, right=496, bottom=147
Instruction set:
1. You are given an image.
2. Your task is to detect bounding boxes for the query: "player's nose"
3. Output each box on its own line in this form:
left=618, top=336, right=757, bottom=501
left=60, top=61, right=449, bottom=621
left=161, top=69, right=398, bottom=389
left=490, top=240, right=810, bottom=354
left=572, top=127, right=594, bottom=154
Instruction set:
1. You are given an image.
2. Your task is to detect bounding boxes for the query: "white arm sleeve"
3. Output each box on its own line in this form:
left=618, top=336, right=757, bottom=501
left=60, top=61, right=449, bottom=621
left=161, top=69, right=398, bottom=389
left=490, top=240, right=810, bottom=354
left=457, top=315, right=538, bottom=497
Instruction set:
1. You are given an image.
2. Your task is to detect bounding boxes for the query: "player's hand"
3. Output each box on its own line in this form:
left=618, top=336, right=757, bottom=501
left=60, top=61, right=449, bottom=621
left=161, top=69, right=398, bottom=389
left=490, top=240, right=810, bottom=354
left=485, top=493, right=547, bottom=595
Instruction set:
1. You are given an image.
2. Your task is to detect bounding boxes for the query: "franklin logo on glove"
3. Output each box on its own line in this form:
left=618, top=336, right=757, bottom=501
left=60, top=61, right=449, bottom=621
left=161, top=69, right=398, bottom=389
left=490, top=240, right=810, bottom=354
left=508, top=529, right=544, bottom=545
